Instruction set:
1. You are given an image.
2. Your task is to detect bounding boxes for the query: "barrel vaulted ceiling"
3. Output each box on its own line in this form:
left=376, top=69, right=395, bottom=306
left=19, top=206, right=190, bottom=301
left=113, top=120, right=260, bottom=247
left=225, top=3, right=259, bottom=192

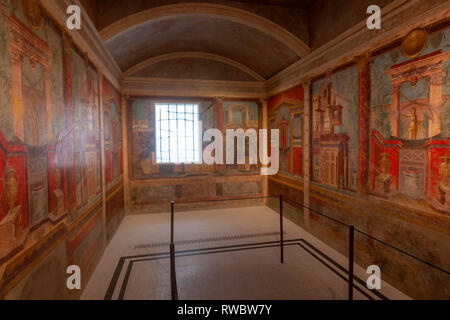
left=80, top=0, right=394, bottom=82
left=81, top=0, right=314, bottom=81
left=106, top=14, right=303, bottom=79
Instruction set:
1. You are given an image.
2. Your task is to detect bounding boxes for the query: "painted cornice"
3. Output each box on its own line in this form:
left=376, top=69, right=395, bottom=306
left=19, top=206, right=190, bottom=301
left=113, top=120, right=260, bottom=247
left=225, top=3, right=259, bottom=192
left=40, top=0, right=122, bottom=90
left=122, top=77, right=266, bottom=99
left=40, top=0, right=450, bottom=99
left=124, top=51, right=265, bottom=81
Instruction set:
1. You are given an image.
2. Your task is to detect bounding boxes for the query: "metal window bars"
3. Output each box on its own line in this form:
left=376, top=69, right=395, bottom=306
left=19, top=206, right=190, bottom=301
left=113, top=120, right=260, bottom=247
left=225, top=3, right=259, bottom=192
left=155, top=103, right=201, bottom=164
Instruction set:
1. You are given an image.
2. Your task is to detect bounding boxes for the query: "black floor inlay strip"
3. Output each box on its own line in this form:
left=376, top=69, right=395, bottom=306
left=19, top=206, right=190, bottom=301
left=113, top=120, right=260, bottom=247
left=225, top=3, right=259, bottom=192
left=298, top=240, right=388, bottom=300
left=133, top=231, right=286, bottom=249
left=105, top=238, right=387, bottom=300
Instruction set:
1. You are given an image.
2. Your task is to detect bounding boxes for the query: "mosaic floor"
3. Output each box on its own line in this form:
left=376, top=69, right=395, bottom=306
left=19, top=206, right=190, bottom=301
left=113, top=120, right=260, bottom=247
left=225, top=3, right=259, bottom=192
left=82, top=206, right=410, bottom=300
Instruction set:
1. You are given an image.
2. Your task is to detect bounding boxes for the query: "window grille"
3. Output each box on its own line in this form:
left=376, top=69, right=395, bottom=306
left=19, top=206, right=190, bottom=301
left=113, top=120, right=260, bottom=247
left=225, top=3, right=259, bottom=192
left=155, top=103, right=201, bottom=164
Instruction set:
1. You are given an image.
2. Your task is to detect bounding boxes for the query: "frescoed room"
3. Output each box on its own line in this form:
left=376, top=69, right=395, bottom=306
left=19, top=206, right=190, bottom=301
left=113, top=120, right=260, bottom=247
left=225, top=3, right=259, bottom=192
left=0, top=0, right=449, bottom=302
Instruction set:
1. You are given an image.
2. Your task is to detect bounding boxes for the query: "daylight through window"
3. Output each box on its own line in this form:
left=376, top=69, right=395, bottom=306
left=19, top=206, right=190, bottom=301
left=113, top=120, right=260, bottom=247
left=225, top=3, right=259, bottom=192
left=155, top=103, right=201, bottom=164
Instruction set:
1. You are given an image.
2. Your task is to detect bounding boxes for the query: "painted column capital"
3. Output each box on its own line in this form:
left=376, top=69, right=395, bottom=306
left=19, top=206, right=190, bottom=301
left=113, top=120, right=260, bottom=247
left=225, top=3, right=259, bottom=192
left=62, top=31, right=73, bottom=52
left=83, top=51, right=89, bottom=67
left=356, top=52, right=372, bottom=72
left=121, top=93, right=129, bottom=101
left=390, top=82, right=401, bottom=92
left=97, top=69, right=103, bottom=81
left=430, top=72, right=445, bottom=85
left=9, top=50, right=23, bottom=64
left=301, top=79, right=312, bottom=89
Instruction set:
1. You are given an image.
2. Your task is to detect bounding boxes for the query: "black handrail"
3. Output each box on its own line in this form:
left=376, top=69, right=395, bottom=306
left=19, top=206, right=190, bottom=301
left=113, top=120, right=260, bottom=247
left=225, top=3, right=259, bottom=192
left=170, top=201, right=178, bottom=300
left=168, top=195, right=449, bottom=301
left=169, top=195, right=284, bottom=299
left=355, top=228, right=450, bottom=276
left=280, top=194, right=284, bottom=264
left=174, top=195, right=278, bottom=204
left=283, top=196, right=450, bottom=276
left=348, top=225, right=354, bottom=300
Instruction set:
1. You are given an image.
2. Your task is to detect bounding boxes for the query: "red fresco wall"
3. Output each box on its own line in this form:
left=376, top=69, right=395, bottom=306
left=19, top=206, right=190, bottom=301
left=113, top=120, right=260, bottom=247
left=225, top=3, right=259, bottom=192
left=268, top=84, right=304, bottom=177
left=102, top=78, right=123, bottom=187
left=268, top=85, right=304, bottom=112
left=370, top=131, right=402, bottom=191
left=292, top=147, right=302, bottom=175
left=425, top=140, right=450, bottom=198
left=0, top=1, right=124, bottom=298
left=0, top=132, right=28, bottom=228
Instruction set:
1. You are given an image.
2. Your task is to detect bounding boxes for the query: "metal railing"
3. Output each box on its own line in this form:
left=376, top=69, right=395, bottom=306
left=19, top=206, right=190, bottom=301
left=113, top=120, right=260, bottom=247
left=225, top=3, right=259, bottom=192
left=169, top=195, right=283, bottom=300
left=170, top=201, right=178, bottom=300
left=168, top=195, right=450, bottom=300
left=277, top=196, right=450, bottom=300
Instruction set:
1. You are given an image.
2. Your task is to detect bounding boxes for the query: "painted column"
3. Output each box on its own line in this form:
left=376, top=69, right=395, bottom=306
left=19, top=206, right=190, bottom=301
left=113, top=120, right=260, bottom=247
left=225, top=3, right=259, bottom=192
left=44, top=67, right=52, bottom=142
left=289, top=112, right=294, bottom=174
left=302, top=80, right=311, bottom=228
left=121, top=94, right=130, bottom=215
left=389, top=83, right=400, bottom=138
left=98, top=71, right=107, bottom=246
left=260, top=98, right=269, bottom=203
left=214, top=97, right=223, bottom=132
left=62, top=32, right=75, bottom=216
left=429, top=72, right=444, bottom=137
left=214, top=97, right=224, bottom=171
left=9, top=51, right=24, bottom=142
left=80, top=53, right=89, bottom=205
left=357, top=53, right=371, bottom=195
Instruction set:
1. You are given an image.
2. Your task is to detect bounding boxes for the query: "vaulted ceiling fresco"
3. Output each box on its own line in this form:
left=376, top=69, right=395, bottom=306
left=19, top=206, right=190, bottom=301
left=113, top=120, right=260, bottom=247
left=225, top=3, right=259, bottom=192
left=82, top=0, right=314, bottom=81
left=106, top=15, right=301, bottom=79
left=80, top=0, right=395, bottom=82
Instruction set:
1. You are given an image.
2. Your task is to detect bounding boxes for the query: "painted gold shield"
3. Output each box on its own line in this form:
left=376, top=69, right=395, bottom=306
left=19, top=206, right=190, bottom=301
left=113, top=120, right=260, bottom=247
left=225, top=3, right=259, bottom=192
left=401, top=28, right=428, bottom=58
left=22, top=0, right=42, bottom=30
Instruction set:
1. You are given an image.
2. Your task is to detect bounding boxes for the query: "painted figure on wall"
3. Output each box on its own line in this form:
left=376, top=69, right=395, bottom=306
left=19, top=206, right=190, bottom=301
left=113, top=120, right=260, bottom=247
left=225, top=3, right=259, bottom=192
left=0, top=167, right=27, bottom=261
left=370, top=27, right=450, bottom=213
left=407, top=107, right=424, bottom=140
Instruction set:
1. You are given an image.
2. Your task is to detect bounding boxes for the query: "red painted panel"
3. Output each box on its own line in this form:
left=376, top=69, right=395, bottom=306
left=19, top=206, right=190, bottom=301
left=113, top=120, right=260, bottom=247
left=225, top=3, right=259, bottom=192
left=0, top=131, right=28, bottom=228
left=370, top=131, right=401, bottom=191
left=6, top=154, right=28, bottom=228
left=105, top=149, right=112, bottom=184
left=119, top=146, right=123, bottom=175
left=0, top=145, right=7, bottom=221
left=268, top=85, right=304, bottom=111
left=426, top=145, right=450, bottom=197
left=102, top=78, right=122, bottom=186
left=292, top=147, right=303, bottom=175
left=47, top=145, right=57, bottom=214
left=68, top=206, right=102, bottom=265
